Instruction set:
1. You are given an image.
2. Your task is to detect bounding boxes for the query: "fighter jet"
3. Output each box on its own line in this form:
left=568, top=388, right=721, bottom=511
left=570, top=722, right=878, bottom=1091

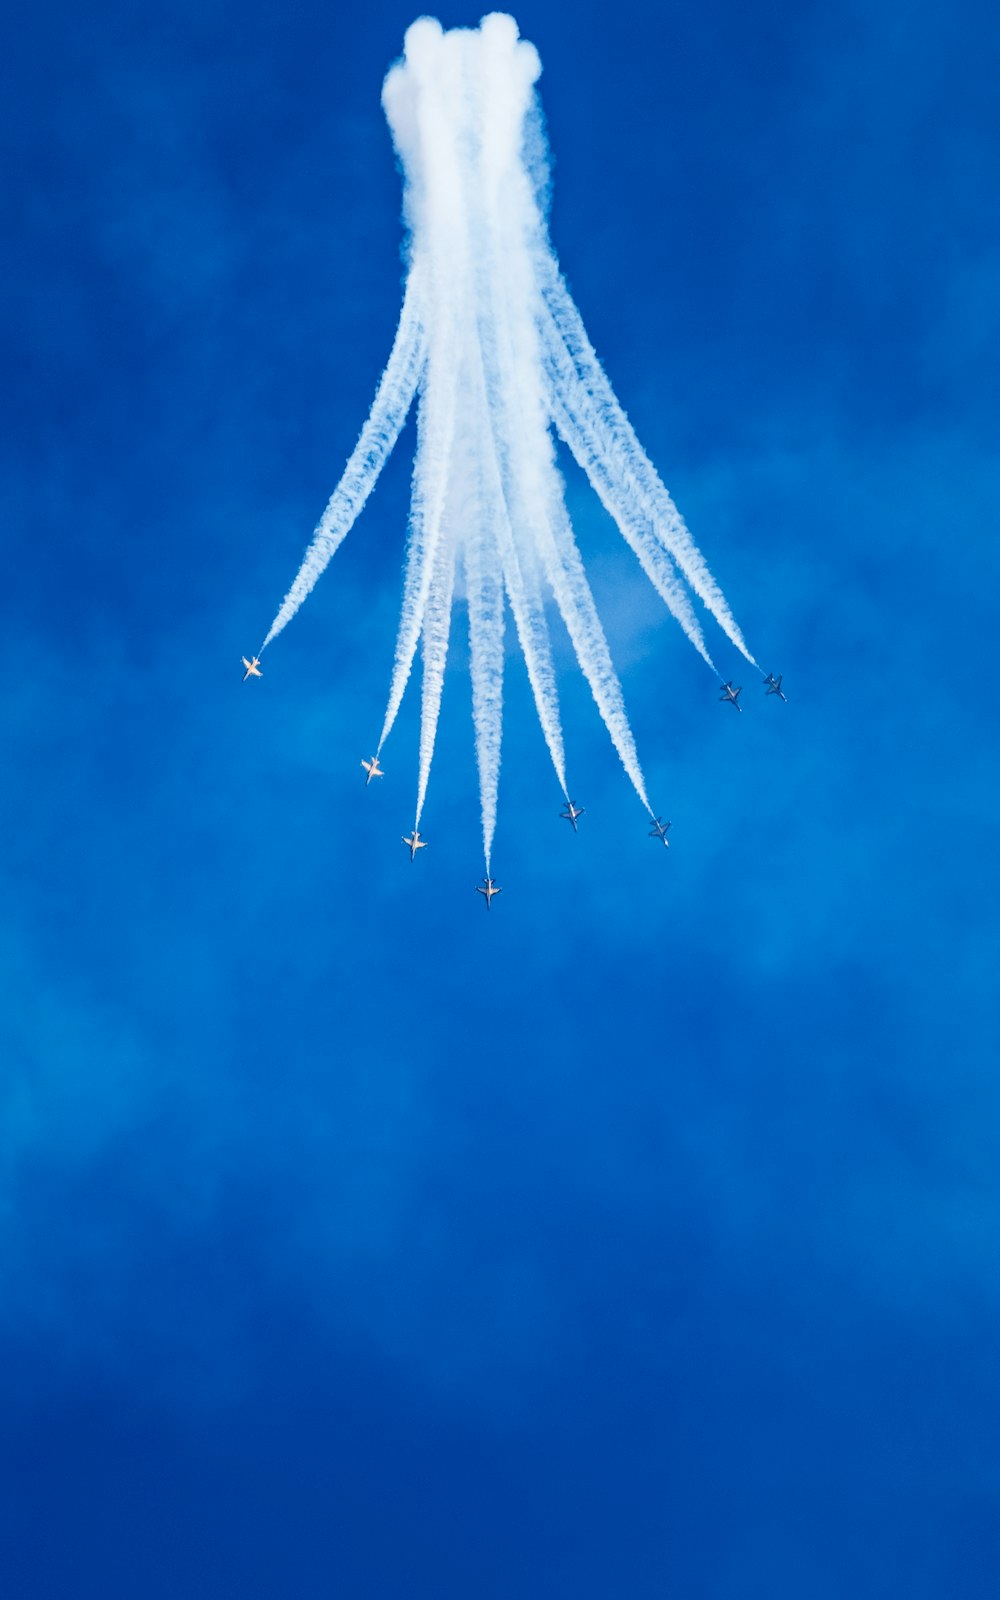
left=476, top=876, right=502, bottom=909
left=242, top=655, right=262, bottom=682
left=361, top=756, right=384, bottom=785
left=648, top=816, right=672, bottom=847
left=763, top=672, right=787, bottom=702
left=402, top=829, right=427, bottom=861
left=559, top=800, right=585, bottom=832
left=719, top=681, right=742, bottom=710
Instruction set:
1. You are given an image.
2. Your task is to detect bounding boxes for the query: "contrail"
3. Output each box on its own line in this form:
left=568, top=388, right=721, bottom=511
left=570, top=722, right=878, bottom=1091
left=539, top=258, right=758, bottom=667
left=542, top=331, right=716, bottom=669
left=376, top=344, right=455, bottom=756
left=413, top=492, right=458, bottom=832
left=256, top=14, right=761, bottom=866
left=260, top=266, right=425, bottom=651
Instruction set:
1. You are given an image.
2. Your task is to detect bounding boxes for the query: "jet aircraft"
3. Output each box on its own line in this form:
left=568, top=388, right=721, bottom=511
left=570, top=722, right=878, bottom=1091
left=763, top=673, right=787, bottom=701
left=361, top=756, right=384, bottom=785
left=559, top=800, right=585, bottom=832
left=648, top=816, right=672, bottom=847
left=242, top=655, right=262, bottom=682
left=719, top=681, right=742, bottom=710
left=402, top=829, right=427, bottom=861
left=476, top=876, right=502, bottom=908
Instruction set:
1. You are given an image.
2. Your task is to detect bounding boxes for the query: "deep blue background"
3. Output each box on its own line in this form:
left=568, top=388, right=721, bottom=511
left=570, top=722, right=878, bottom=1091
left=2, top=1, right=998, bottom=1594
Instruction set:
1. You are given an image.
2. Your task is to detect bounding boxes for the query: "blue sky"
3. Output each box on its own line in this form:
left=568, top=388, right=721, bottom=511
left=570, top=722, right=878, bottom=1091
left=2, top=1, right=998, bottom=1594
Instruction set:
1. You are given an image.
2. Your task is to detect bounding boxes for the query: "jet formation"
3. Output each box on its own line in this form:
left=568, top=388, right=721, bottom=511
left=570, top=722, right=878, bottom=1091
left=720, top=671, right=789, bottom=709
left=242, top=656, right=785, bottom=905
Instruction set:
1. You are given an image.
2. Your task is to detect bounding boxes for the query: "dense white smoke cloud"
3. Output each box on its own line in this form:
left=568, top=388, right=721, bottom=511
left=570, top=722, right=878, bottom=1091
left=260, top=14, right=755, bottom=868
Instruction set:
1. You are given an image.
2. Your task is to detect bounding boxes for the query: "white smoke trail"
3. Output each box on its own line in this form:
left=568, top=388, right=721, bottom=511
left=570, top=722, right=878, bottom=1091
left=376, top=312, right=456, bottom=754
left=413, top=494, right=458, bottom=830
left=475, top=368, right=568, bottom=798
left=497, top=507, right=567, bottom=797
left=256, top=16, right=764, bottom=869
left=463, top=507, right=506, bottom=872
left=539, top=491, right=652, bottom=814
left=479, top=119, right=653, bottom=815
left=473, top=19, right=650, bottom=815
left=377, top=29, right=473, bottom=749
left=260, top=266, right=425, bottom=650
left=468, top=259, right=568, bottom=797
left=539, top=257, right=758, bottom=666
left=472, top=15, right=571, bottom=801
left=543, top=335, right=716, bottom=669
